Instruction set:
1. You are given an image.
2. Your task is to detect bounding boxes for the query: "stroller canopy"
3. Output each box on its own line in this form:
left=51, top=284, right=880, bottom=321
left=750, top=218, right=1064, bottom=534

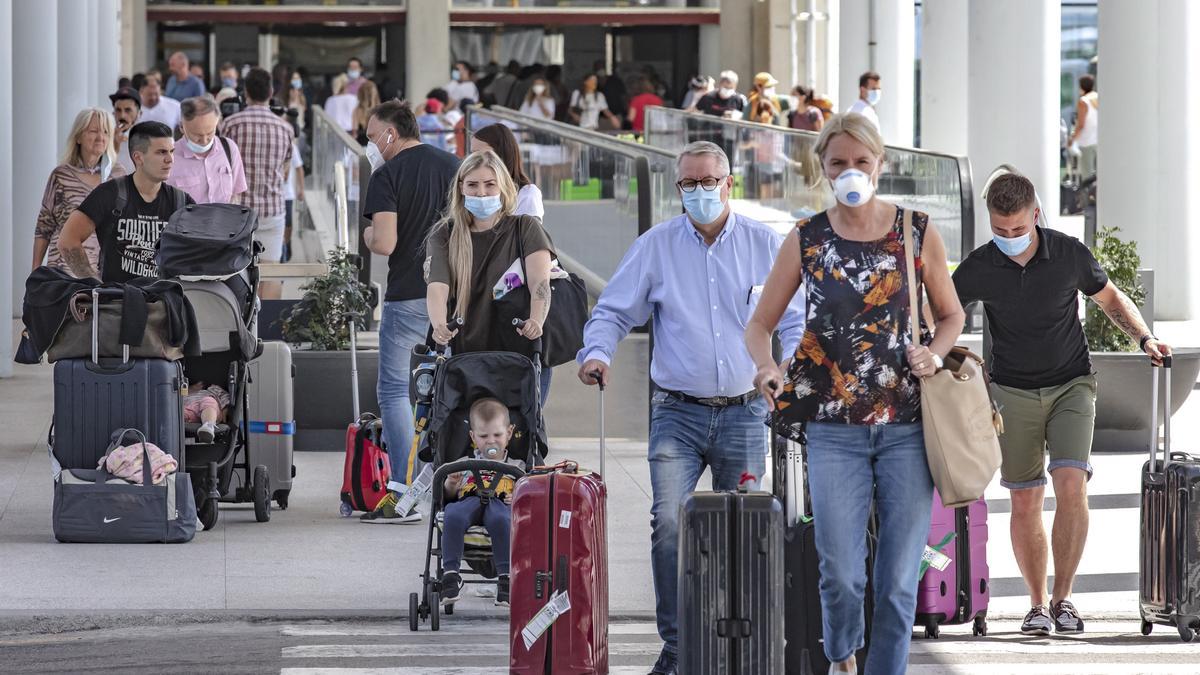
left=157, top=203, right=257, bottom=280
left=180, top=280, right=258, bottom=360
left=424, top=351, right=547, bottom=467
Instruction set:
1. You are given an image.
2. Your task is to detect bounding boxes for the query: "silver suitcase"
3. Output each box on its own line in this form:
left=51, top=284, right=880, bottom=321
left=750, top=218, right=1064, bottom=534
left=234, top=341, right=295, bottom=509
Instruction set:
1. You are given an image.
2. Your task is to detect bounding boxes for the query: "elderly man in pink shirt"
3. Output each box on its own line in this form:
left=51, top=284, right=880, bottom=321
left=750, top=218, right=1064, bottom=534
left=169, top=96, right=247, bottom=204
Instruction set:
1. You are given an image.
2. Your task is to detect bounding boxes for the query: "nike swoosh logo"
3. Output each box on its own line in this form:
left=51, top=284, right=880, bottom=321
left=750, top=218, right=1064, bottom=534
left=103, top=517, right=120, bottom=524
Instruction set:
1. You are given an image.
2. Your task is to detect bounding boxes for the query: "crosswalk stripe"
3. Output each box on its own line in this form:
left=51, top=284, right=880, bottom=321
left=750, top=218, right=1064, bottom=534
left=279, top=622, right=659, bottom=638
left=281, top=669, right=651, bottom=675
left=909, top=640, right=1200, bottom=655
left=282, top=644, right=662, bottom=658
left=907, top=665, right=1200, bottom=674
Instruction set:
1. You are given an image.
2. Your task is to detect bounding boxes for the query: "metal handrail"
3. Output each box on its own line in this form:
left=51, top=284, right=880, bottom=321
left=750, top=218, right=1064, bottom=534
left=334, top=159, right=350, bottom=250
left=314, top=104, right=367, bottom=160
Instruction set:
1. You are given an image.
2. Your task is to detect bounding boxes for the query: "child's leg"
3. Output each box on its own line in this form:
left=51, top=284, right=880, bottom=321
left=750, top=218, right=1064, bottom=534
left=441, top=498, right=484, bottom=573
left=483, top=500, right=513, bottom=575
left=199, top=397, right=220, bottom=425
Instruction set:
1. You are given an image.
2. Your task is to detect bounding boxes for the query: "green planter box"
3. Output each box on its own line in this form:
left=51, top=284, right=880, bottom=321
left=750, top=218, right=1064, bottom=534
left=559, top=178, right=602, bottom=201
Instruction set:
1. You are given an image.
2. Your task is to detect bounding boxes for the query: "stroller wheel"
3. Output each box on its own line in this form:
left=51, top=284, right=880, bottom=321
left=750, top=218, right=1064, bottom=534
left=444, top=603, right=454, bottom=615
left=198, top=497, right=219, bottom=531
left=253, top=465, right=271, bottom=523
left=429, top=593, right=440, bottom=631
left=273, top=489, right=290, bottom=510
left=408, top=592, right=419, bottom=632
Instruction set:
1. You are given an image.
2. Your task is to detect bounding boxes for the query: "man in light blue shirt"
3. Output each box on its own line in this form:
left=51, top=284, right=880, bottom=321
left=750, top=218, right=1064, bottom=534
left=165, top=52, right=207, bottom=101
left=578, top=141, right=804, bottom=675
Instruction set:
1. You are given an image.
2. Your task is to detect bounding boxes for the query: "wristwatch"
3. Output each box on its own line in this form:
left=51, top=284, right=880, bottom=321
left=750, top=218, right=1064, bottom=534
left=1140, top=335, right=1157, bottom=352
left=931, top=354, right=944, bottom=370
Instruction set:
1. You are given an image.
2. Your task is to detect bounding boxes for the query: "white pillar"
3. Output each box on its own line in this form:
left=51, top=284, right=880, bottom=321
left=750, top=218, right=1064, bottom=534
left=406, top=0, right=450, bottom=106
left=718, top=0, right=754, bottom=89
left=837, top=0, right=869, bottom=113
left=967, top=0, right=1059, bottom=247
left=918, top=0, right=968, bottom=154
left=0, top=0, right=12, bottom=376
left=13, top=0, right=57, bottom=317
left=58, top=0, right=90, bottom=141
left=96, top=0, right=121, bottom=106
left=873, top=0, right=914, bottom=146
left=1098, top=0, right=1200, bottom=320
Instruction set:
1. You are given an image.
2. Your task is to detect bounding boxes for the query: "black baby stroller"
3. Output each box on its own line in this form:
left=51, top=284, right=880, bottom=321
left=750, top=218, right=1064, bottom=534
left=156, top=203, right=270, bottom=529
left=409, top=344, right=548, bottom=631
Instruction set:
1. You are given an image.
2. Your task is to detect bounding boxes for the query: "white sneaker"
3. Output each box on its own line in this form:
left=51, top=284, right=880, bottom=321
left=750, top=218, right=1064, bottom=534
left=197, top=422, right=216, bottom=444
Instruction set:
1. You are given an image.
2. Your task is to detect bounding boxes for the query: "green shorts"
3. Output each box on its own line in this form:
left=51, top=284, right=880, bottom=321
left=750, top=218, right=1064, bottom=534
left=990, top=374, right=1097, bottom=490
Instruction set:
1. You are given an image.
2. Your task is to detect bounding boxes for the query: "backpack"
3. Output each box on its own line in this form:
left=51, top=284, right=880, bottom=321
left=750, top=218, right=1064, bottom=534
left=112, top=175, right=188, bottom=220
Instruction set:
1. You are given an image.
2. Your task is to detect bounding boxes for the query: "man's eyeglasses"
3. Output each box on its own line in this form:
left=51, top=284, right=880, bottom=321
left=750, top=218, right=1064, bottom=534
left=677, top=176, right=728, bottom=193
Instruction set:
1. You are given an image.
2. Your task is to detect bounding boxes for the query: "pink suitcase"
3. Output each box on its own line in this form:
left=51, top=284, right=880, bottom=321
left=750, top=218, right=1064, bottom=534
left=915, top=490, right=990, bottom=638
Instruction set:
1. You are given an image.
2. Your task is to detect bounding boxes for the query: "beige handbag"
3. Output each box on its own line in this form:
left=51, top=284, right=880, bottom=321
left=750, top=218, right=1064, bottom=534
left=902, top=210, right=1003, bottom=508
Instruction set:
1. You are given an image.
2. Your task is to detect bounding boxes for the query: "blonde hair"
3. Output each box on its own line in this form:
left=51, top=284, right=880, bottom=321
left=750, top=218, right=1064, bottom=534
left=433, top=150, right=518, bottom=320
left=61, top=107, right=118, bottom=169
left=813, top=112, right=885, bottom=161
left=469, top=397, right=510, bottom=429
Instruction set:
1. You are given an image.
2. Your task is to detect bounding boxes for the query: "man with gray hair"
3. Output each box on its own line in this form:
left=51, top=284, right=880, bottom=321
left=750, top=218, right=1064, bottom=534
left=166, top=51, right=206, bottom=101
left=168, top=96, right=247, bottom=204
left=577, top=141, right=804, bottom=675
left=694, top=70, right=748, bottom=120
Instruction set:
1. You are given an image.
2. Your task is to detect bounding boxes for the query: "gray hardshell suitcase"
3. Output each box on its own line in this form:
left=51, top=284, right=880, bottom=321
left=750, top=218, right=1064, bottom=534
left=679, top=488, right=785, bottom=675
left=51, top=289, right=185, bottom=471
left=234, top=340, right=295, bottom=507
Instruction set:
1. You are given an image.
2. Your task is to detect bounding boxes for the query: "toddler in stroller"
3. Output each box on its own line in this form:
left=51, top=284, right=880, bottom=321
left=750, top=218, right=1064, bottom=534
left=184, top=382, right=231, bottom=444
left=439, top=397, right=524, bottom=608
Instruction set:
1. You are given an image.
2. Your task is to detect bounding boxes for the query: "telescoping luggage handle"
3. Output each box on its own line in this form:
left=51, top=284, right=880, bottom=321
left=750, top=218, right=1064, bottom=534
left=1149, top=356, right=1174, bottom=473
left=91, top=288, right=129, bottom=365
left=589, top=371, right=606, bottom=480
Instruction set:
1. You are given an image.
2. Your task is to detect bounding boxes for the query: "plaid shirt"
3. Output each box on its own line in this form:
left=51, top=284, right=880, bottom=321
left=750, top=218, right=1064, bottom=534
left=219, top=105, right=293, bottom=218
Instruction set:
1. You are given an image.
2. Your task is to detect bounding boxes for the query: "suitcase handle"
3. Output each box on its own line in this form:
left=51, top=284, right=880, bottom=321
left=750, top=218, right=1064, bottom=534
left=90, top=288, right=130, bottom=365
left=1149, top=357, right=1173, bottom=473
left=715, top=618, right=752, bottom=639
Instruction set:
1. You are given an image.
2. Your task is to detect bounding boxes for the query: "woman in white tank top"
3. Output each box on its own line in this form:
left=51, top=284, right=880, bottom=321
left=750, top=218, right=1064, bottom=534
left=1070, top=74, right=1099, bottom=179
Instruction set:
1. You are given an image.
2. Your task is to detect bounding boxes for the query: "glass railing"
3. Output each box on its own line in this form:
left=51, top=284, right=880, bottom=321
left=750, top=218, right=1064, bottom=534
left=464, top=105, right=678, bottom=288
left=452, top=1, right=705, bottom=7
left=643, top=106, right=975, bottom=264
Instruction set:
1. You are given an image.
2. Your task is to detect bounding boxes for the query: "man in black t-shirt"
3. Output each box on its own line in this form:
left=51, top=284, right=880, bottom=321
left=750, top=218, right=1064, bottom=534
left=694, top=70, right=748, bottom=119
left=359, top=99, right=461, bottom=524
left=60, top=121, right=193, bottom=282
left=953, top=171, right=1170, bottom=638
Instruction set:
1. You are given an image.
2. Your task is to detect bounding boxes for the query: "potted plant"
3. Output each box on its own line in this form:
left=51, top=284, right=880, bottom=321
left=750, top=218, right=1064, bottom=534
left=1088, top=227, right=1199, bottom=452
left=282, top=248, right=381, bottom=451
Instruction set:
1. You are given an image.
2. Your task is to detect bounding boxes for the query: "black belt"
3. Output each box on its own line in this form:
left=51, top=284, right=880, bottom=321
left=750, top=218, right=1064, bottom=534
left=662, top=389, right=758, bottom=408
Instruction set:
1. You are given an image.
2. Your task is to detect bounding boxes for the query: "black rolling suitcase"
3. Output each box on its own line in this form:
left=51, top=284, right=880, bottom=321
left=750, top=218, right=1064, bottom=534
left=774, top=434, right=873, bottom=674
left=51, top=289, right=185, bottom=471
left=1138, top=356, right=1200, bottom=641
left=678, top=483, right=785, bottom=675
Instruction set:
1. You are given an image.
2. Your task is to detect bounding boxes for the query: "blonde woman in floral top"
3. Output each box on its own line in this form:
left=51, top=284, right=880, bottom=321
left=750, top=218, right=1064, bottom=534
left=34, top=107, right=126, bottom=274
left=745, top=113, right=964, bottom=675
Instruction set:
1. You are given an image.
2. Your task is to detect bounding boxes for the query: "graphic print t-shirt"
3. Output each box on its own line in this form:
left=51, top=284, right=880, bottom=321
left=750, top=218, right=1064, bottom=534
left=77, top=175, right=193, bottom=282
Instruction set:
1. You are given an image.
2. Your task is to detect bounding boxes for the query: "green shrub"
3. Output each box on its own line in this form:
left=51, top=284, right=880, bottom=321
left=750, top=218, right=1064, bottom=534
left=1084, top=226, right=1145, bottom=353
left=281, top=248, right=372, bottom=351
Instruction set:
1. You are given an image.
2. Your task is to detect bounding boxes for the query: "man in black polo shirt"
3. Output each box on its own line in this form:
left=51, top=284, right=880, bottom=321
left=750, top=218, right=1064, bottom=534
left=953, top=171, right=1171, bottom=638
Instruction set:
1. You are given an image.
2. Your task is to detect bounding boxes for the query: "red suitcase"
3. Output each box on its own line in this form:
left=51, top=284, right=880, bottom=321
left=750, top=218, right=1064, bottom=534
left=341, top=412, right=391, bottom=513
left=509, top=378, right=608, bottom=674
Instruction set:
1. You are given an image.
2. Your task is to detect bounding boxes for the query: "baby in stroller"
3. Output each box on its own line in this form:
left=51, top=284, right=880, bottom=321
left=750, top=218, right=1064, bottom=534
left=184, top=382, right=231, bottom=444
left=439, top=397, right=524, bottom=608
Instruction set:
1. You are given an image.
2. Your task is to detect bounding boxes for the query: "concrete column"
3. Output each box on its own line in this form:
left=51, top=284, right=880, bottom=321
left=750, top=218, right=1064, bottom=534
left=918, top=0, right=967, bottom=154
left=406, top=0, right=450, bottom=104
left=0, top=0, right=12, bottom=374
left=837, top=0, right=869, bottom=113
left=58, top=0, right=90, bottom=142
left=1098, top=0, right=1200, bottom=319
left=873, top=0, right=914, bottom=146
left=717, top=0, right=753, bottom=90
left=121, top=0, right=146, bottom=76
left=967, top=0, right=1059, bottom=247
left=95, top=0, right=121, bottom=106
left=13, top=0, right=57, bottom=316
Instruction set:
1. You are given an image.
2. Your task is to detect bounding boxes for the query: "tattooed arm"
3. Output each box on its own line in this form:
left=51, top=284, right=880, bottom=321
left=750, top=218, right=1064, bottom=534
left=518, top=248, right=553, bottom=340
left=1089, top=281, right=1172, bottom=363
left=58, top=210, right=100, bottom=279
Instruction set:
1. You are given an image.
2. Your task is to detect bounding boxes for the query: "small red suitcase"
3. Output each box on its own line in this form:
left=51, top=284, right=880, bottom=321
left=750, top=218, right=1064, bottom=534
left=341, top=412, right=391, bottom=513
left=510, top=378, right=608, bottom=674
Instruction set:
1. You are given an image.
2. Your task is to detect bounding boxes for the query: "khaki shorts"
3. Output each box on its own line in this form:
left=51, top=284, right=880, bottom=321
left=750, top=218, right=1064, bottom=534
left=991, top=374, right=1097, bottom=490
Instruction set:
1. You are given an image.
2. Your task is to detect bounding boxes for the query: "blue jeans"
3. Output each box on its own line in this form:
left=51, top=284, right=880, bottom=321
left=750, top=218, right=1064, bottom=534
left=441, top=496, right=512, bottom=575
left=378, top=299, right=429, bottom=488
left=647, top=391, right=769, bottom=654
left=806, top=422, right=934, bottom=675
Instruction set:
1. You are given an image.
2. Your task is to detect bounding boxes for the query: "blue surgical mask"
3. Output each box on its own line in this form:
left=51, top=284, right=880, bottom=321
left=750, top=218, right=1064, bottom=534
left=291, top=79, right=303, bottom=90
left=464, top=194, right=502, bottom=219
left=347, top=69, right=361, bottom=80
left=221, top=77, right=237, bottom=88
left=451, top=69, right=462, bottom=82
left=681, top=185, right=727, bottom=225
left=867, top=88, right=882, bottom=106
left=993, top=231, right=1033, bottom=256
left=186, top=137, right=214, bottom=155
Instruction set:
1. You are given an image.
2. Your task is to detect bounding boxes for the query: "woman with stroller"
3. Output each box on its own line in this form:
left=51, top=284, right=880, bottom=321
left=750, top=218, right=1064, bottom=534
left=424, top=149, right=555, bottom=400
left=744, top=113, right=964, bottom=674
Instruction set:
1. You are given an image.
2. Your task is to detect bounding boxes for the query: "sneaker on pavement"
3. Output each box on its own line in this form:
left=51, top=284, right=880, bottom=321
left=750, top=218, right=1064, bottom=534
left=1052, top=599, right=1085, bottom=634
left=359, top=492, right=421, bottom=524
left=197, top=422, right=216, bottom=444
left=440, top=571, right=462, bottom=606
left=1021, top=604, right=1054, bottom=636
left=647, top=646, right=678, bottom=675
left=495, top=574, right=510, bottom=607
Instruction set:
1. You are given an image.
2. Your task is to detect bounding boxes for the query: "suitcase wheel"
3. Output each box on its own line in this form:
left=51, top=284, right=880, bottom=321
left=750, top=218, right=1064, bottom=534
left=444, top=602, right=454, bottom=615
left=273, top=489, right=290, bottom=510
left=972, top=616, right=987, bottom=637
left=408, top=592, right=420, bottom=632
left=339, top=501, right=353, bottom=518
left=924, top=620, right=940, bottom=639
left=1141, top=620, right=1153, bottom=636
left=1179, top=624, right=1195, bottom=643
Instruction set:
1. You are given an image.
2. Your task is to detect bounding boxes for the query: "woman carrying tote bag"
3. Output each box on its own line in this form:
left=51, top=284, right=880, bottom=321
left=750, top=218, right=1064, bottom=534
left=744, top=113, right=965, bottom=675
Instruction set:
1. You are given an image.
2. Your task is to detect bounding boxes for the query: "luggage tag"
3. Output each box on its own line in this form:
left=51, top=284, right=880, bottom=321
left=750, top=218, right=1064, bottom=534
left=918, top=531, right=955, bottom=579
left=395, top=464, right=435, bottom=516
left=521, top=589, right=572, bottom=650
